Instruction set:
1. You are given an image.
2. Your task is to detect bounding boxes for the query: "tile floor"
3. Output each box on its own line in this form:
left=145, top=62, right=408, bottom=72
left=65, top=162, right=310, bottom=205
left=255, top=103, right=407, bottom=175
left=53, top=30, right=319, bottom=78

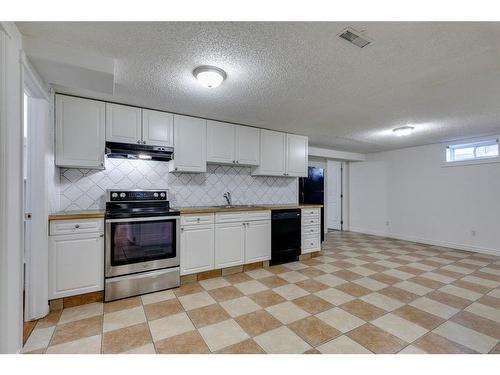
left=23, top=231, right=500, bottom=354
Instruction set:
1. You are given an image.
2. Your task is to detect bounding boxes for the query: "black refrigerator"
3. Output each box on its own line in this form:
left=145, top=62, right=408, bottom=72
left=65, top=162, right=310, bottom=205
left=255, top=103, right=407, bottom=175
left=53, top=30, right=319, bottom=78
left=299, top=167, right=325, bottom=242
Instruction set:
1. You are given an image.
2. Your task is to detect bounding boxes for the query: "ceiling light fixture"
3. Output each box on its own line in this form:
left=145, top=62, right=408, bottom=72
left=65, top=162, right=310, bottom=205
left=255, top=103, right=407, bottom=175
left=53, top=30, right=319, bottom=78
left=393, top=126, right=414, bottom=136
left=193, top=65, right=227, bottom=88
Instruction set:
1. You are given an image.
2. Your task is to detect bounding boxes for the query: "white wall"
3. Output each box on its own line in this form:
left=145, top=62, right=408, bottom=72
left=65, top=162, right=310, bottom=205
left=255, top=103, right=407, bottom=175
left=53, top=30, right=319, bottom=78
left=349, top=141, right=500, bottom=255
left=0, top=22, right=24, bottom=353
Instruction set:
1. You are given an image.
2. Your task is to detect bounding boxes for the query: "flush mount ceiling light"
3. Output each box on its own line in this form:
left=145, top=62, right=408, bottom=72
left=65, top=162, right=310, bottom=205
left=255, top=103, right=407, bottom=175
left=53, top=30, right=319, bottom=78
left=393, top=126, right=415, bottom=136
left=193, top=65, right=227, bottom=88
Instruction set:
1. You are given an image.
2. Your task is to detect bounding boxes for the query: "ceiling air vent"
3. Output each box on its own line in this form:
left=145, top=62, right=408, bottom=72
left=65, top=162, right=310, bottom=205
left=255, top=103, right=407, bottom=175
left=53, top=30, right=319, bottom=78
left=338, top=28, right=371, bottom=48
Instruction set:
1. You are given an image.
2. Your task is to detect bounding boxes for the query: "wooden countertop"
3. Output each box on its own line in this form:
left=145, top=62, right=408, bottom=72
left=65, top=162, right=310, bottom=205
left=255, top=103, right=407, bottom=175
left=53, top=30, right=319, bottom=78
left=175, top=204, right=323, bottom=214
left=49, top=210, right=105, bottom=221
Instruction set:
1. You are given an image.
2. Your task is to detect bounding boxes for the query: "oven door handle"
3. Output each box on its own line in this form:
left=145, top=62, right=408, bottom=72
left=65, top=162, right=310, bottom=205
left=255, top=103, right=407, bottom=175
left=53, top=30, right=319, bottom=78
left=106, top=216, right=180, bottom=223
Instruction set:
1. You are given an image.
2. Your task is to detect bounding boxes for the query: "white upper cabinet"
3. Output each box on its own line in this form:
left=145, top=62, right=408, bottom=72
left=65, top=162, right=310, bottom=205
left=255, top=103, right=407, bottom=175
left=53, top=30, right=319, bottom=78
left=252, top=130, right=286, bottom=176
left=169, top=115, right=207, bottom=173
left=235, top=126, right=260, bottom=165
left=206, top=121, right=260, bottom=166
left=206, top=120, right=236, bottom=164
left=252, top=130, right=308, bottom=177
left=286, top=134, right=308, bottom=177
left=142, top=109, right=174, bottom=147
left=105, top=103, right=142, bottom=144
left=55, top=95, right=105, bottom=169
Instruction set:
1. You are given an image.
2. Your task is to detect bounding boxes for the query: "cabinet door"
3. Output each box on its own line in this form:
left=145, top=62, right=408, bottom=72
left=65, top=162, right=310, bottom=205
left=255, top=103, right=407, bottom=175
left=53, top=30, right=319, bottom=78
left=142, top=109, right=174, bottom=147
left=206, top=120, right=236, bottom=164
left=49, top=233, right=104, bottom=299
left=180, top=224, right=214, bottom=275
left=55, top=95, right=105, bottom=169
left=215, top=222, right=245, bottom=269
left=105, top=103, right=142, bottom=144
left=244, top=220, right=271, bottom=263
left=286, top=134, right=308, bottom=177
left=171, top=115, right=207, bottom=172
left=235, top=126, right=260, bottom=166
left=252, top=130, right=286, bottom=176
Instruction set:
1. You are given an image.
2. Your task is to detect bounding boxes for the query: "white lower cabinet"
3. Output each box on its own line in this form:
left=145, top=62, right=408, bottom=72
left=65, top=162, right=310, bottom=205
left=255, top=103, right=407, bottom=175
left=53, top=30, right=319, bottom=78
left=244, top=220, right=271, bottom=263
left=215, top=222, right=245, bottom=268
left=180, top=222, right=215, bottom=275
left=301, top=208, right=321, bottom=254
left=49, top=231, right=104, bottom=299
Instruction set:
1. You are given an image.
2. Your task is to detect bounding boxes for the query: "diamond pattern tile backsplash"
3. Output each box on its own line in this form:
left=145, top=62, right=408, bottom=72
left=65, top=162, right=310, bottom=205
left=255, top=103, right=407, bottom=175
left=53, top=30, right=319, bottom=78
left=58, top=157, right=298, bottom=211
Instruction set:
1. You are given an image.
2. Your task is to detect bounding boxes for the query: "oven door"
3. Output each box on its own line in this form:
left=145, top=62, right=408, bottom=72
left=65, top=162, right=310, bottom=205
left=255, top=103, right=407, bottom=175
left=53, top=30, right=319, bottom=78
left=105, top=216, right=180, bottom=277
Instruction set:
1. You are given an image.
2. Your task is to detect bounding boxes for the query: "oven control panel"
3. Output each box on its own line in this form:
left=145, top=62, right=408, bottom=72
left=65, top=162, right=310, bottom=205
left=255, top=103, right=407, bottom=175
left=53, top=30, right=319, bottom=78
left=107, top=190, right=168, bottom=202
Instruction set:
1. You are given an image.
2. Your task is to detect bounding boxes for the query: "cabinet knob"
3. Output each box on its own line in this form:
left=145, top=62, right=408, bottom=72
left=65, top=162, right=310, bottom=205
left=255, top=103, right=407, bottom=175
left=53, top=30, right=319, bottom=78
left=137, top=140, right=141, bottom=144
left=99, top=233, right=104, bottom=237
left=142, top=141, right=146, bottom=144
left=232, top=160, right=236, bottom=164
left=181, top=228, right=184, bottom=231
left=74, top=224, right=80, bottom=229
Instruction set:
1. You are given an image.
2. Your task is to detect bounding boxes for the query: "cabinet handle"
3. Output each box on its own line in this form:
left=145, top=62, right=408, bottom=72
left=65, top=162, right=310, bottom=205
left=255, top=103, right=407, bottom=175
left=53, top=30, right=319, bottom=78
left=310, top=220, right=314, bottom=223
left=175, top=167, right=178, bottom=171
left=310, top=229, right=314, bottom=232
left=137, top=140, right=141, bottom=144
left=99, top=233, right=104, bottom=237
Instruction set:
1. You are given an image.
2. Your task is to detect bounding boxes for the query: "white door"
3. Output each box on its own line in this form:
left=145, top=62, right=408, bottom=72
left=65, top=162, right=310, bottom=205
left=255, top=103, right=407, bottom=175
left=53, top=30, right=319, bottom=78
left=206, top=120, right=235, bottom=164
left=215, top=222, right=245, bottom=269
left=286, top=134, right=308, bottom=177
left=235, top=126, right=260, bottom=166
left=105, top=103, right=142, bottom=144
left=142, top=109, right=174, bottom=147
left=172, top=115, right=207, bottom=172
left=252, top=130, right=286, bottom=176
left=49, top=233, right=104, bottom=299
left=244, top=220, right=271, bottom=263
left=180, top=224, right=214, bottom=275
left=55, top=95, right=105, bottom=169
left=327, top=160, right=342, bottom=230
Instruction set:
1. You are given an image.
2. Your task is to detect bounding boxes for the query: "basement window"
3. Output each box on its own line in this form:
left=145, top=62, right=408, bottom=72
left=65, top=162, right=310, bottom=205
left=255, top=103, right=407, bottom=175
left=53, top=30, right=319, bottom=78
left=445, top=138, right=499, bottom=164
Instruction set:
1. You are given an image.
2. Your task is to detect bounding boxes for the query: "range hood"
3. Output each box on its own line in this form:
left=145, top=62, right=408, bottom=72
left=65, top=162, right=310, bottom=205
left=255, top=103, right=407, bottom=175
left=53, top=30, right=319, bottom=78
left=105, top=142, right=173, bottom=162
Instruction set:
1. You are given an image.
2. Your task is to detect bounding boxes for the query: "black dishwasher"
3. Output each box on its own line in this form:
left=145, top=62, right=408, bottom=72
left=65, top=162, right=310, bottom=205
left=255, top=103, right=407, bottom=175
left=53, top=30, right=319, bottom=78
left=271, top=209, right=301, bottom=265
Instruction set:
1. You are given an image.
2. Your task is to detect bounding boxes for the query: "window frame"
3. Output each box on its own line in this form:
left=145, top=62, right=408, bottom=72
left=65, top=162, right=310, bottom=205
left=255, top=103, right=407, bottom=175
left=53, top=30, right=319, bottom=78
left=443, top=136, right=500, bottom=167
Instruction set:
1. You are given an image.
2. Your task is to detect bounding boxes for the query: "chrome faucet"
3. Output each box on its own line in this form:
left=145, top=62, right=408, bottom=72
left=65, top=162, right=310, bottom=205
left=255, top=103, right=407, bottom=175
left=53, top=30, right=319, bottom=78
left=223, top=192, right=232, bottom=206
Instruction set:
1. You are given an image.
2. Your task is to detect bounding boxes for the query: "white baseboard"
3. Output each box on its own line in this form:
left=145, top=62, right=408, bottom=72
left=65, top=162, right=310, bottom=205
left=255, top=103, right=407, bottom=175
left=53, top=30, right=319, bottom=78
left=348, top=227, right=500, bottom=257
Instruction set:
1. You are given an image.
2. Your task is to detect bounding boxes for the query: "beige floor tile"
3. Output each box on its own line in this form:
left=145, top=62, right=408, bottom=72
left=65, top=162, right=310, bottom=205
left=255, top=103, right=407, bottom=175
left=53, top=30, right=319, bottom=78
left=433, top=321, right=497, bottom=353
left=487, top=288, right=500, bottom=298
left=198, top=319, right=249, bottom=352
left=340, top=299, right=387, bottom=321
left=410, top=297, right=459, bottom=319
left=122, top=343, right=156, bottom=354
left=317, top=335, right=372, bottom=354
left=187, top=303, right=230, bottom=328
left=392, top=305, right=445, bottom=330
left=155, top=330, right=210, bottom=354
left=465, top=302, right=500, bottom=323
left=378, top=286, right=419, bottom=304
left=141, top=289, right=176, bottom=305
left=143, top=299, right=184, bottom=321
left=178, top=291, right=216, bottom=311
left=314, top=263, right=341, bottom=274
left=234, top=280, right=268, bottom=295
left=102, top=322, right=152, bottom=354
left=313, top=273, right=347, bottom=287
left=103, top=306, right=146, bottom=332
left=50, top=315, right=102, bottom=346
left=220, top=296, right=261, bottom=317
left=265, top=301, right=310, bottom=324
left=295, top=279, right=329, bottom=293
left=397, top=345, right=427, bottom=354
left=208, top=286, right=244, bottom=302
left=254, top=326, right=311, bottom=354
left=442, top=264, right=474, bottom=275
left=461, top=275, right=499, bottom=288
left=421, top=272, right=455, bottom=284
left=148, top=312, right=195, bottom=342
left=450, top=310, right=500, bottom=339
left=292, top=294, right=334, bottom=314
left=426, top=290, right=471, bottom=309
left=245, top=268, right=273, bottom=279
left=283, top=262, right=308, bottom=271
left=347, top=324, right=407, bottom=354
left=360, top=292, right=405, bottom=311
left=353, top=277, right=388, bottom=291
left=335, top=282, right=372, bottom=297
left=393, top=281, right=432, bottom=296
left=58, top=302, right=103, bottom=324
left=273, top=284, right=309, bottom=300
left=173, top=282, right=204, bottom=297
left=199, top=277, right=230, bottom=291
left=314, top=287, right=355, bottom=305
left=413, top=332, right=477, bottom=354
left=235, top=310, right=282, bottom=336
left=316, top=307, right=365, bottom=333
left=383, top=269, right=415, bottom=280
left=278, top=271, right=309, bottom=283
left=35, top=310, right=62, bottom=329
left=46, top=334, right=101, bottom=354
left=371, top=313, right=428, bottom=343
left=248, top=289, right=286, bottom=308
left=349, top=266, right=376, bottom=277
left=103, top=296, right=142, bottom=314
left=288, top=316, right=341, bottom=346
left=217, top=339, right=265, bottom=354
left=258, top=275, right=289, bottom=289
left=22, top=326, right=55, bottom=353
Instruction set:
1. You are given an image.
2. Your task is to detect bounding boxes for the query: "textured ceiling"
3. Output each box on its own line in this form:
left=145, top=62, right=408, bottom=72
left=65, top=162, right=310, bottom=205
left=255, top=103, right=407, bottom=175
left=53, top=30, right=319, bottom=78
left=16, top=22, right=500, bottom=153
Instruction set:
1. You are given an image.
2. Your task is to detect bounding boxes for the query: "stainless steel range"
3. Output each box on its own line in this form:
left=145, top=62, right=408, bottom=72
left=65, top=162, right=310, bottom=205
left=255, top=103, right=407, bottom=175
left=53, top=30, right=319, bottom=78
left=104, top=189, right=180, bottom=302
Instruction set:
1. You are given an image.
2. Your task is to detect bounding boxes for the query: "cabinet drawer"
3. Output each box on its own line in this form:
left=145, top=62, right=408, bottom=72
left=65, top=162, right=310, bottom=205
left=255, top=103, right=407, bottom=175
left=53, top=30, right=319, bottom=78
left=181, top=214, right=214, bottom=226
left=302, top=234, right=321, bottom=253
left=50, top=218, right=104, bottom=236
left=215, top=211, right=245, bottom=223
left=302, top=216, right=320, bottom=226
left=302, top=225, right=320, bottom=235
left=302, top=208, right=320, bottom=217
left=243, top=210, right=271, bottom=222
